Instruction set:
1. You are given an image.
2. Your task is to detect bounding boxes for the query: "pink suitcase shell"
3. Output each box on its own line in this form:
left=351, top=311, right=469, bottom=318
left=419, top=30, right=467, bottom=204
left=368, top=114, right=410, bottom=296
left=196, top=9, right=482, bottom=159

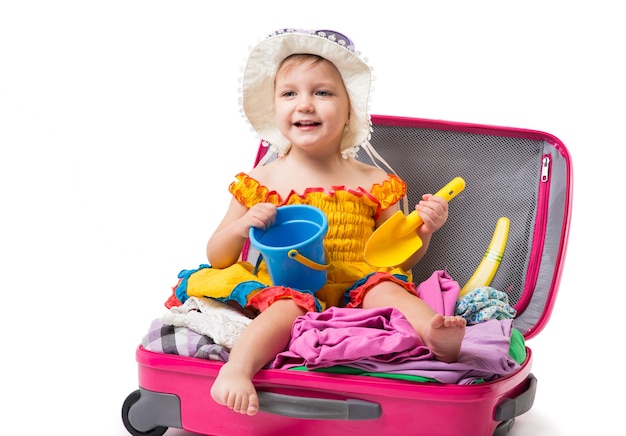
left=122, top=114, right=572, bottom=436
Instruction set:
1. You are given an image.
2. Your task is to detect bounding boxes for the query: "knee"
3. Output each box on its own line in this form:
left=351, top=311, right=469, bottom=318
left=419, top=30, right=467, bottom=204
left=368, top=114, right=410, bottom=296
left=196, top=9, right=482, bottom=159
left=269, top=297, right=308, bottom=315
left=361, top=282, right=405, bottom=309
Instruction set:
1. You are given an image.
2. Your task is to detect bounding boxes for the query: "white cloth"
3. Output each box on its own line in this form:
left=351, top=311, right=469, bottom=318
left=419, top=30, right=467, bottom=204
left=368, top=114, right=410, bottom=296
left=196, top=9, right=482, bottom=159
left=161, top=297, right=252, bottom=349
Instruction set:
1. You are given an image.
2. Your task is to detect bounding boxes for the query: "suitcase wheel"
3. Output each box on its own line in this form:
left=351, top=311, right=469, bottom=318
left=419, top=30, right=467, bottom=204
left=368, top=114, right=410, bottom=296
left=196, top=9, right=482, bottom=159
left=121, top=390, right=168, bottom=436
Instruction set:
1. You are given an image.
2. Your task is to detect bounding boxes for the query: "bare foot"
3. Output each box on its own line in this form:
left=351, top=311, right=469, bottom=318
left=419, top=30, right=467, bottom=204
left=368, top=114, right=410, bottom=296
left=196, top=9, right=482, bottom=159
left=423, top=314, right=466, bottom=362
left=210, top=362, right=259, bottom=416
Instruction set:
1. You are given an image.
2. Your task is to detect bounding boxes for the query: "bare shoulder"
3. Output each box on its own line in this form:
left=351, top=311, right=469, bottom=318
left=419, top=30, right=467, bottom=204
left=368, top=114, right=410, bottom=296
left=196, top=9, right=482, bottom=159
left=246, top=158, right=293, bottom=196
left=351, top=159, right=392, bottom=186
left=247, top=158, right=281, bottom=181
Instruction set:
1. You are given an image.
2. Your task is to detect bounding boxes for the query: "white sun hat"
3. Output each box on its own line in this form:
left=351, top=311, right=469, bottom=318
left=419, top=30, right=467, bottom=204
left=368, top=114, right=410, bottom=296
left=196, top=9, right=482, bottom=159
left=241, top=29, right=374, bottom=159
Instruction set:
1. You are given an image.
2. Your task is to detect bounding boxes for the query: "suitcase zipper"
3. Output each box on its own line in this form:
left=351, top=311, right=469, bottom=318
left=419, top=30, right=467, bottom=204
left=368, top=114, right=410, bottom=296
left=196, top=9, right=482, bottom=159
left=516, top=154, right=551, bottom=312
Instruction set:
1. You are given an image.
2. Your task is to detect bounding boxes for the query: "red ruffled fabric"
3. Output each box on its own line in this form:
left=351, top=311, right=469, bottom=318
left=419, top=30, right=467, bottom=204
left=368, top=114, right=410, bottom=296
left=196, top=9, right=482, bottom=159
left=346, top=272, right=419, bottom=308
left=165, top=279, right=184, bottom=309
left=228, top=172, right=406, bottom=219
left=247, top=286, right=319, bottom=313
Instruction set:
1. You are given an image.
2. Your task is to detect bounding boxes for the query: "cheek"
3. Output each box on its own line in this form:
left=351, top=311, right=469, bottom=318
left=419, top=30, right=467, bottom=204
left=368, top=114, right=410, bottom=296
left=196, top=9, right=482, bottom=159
left=273, top=104, right=293, bottom=130
left=273, top=103, right=287, bottom=120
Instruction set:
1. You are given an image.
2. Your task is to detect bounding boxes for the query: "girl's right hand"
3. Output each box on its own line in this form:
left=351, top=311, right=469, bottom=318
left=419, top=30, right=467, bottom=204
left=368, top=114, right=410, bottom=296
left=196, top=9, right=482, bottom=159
left=239, top=203, right=277, bottom=237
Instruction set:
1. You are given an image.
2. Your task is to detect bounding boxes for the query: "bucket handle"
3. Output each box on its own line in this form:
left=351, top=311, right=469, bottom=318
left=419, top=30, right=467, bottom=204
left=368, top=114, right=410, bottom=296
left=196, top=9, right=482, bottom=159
left=288, top=249, right=329, bottom=271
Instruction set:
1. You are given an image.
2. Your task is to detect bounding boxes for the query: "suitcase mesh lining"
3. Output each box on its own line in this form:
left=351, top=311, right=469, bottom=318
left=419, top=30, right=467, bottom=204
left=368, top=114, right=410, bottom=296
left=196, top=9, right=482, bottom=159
left=363, top=124, right=543, bottom=308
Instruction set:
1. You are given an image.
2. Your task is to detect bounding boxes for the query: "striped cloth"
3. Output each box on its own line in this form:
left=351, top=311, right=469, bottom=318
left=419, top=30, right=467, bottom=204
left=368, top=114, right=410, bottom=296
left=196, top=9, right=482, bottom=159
left=142, top=318, right=231, bottom=361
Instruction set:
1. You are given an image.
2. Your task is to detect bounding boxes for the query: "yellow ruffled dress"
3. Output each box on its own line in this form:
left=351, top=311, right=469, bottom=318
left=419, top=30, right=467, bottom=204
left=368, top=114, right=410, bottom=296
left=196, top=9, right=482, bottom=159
left=170, top=172, right=414, bottom=312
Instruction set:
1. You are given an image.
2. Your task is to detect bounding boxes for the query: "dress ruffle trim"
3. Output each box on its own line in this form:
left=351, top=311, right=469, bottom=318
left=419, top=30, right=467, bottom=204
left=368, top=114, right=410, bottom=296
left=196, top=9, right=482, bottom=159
left=228, top=172, right=406, bottom=217
left=247, top=286, right=322, bottom=313
left=165, top=263, right=324, bottom=313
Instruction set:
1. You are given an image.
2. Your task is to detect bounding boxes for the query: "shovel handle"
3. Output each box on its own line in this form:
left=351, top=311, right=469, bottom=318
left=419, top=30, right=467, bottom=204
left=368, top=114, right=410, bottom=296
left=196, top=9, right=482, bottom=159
left=398, top=177, right=466, bottom=237
left=435, top=177, right=466, bottom=202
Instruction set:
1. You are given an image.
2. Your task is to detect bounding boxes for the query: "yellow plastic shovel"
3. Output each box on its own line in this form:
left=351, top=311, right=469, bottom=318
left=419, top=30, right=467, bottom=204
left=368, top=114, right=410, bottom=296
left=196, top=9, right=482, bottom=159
left=364, top=177, right=466, bottom=268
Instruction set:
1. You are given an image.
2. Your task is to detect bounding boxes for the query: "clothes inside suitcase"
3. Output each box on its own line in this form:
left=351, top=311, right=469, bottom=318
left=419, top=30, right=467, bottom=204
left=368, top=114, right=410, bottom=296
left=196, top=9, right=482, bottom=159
left=122, top=115, right=572, bottom=436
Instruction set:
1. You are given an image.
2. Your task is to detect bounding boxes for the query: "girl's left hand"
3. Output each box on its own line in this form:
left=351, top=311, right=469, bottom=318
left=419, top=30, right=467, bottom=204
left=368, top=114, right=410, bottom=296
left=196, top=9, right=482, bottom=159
left=415, top=194, right=449, bottom=235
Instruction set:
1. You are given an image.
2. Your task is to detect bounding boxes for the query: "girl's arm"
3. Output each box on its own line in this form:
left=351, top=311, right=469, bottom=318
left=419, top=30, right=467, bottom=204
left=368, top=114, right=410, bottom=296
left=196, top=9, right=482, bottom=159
left=206, top=199, right=277, bottom=269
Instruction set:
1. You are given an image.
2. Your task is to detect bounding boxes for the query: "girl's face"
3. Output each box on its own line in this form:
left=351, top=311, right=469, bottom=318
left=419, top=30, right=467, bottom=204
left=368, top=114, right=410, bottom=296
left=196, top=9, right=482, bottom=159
left=274, top=57, right=350, bottom=154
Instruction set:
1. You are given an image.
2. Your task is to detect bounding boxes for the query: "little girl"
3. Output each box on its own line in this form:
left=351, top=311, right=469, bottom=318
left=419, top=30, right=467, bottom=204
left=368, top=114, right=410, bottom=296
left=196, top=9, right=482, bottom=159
left=175, top=29, right=466, bottom=416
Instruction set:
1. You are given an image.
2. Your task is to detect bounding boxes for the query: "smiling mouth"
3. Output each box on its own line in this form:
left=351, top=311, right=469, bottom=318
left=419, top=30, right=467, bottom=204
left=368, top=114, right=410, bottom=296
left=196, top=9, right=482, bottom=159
left=294, top=121, right=321, bottom=127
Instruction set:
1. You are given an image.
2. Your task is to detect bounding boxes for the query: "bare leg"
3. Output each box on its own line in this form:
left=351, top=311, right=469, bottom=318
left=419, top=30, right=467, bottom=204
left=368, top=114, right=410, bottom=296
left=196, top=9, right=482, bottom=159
left=362, top=282, right=466, bottom=362
left=210, top=298, right=306, bottom=415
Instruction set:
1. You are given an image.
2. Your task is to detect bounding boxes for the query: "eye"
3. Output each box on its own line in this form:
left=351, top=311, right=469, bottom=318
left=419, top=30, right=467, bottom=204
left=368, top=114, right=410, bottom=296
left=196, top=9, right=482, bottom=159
left=316, top=90, right=332, bottom=97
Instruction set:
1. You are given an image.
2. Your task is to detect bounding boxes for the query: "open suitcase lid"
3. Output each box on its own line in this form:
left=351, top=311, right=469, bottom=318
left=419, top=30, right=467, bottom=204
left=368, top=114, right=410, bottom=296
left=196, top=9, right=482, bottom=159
left=249, top=114, right=573, bottom=340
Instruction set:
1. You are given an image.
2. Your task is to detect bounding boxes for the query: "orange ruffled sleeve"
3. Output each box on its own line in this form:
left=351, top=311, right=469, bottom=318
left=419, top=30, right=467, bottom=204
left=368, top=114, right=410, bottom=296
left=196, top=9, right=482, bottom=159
left=370, top=174, right=407, bottom=212
left=228, top=172, right=281, bottom=208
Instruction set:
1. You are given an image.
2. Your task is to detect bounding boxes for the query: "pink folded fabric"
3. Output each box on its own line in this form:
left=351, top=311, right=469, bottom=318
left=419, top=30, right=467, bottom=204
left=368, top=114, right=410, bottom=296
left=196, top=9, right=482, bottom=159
left=274, top=306, right=432, bottom=369
left=416, top=270, right=460, bottom=316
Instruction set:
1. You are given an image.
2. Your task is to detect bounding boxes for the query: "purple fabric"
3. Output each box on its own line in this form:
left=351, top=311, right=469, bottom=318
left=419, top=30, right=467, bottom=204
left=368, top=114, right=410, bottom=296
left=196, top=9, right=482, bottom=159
left=416, top=270, right=460, bottom=316
left=274, top=307, right=433, bottom=369
left=273, top=307, right=520, bottom=385
left=350, top=318, right=520, bottom=384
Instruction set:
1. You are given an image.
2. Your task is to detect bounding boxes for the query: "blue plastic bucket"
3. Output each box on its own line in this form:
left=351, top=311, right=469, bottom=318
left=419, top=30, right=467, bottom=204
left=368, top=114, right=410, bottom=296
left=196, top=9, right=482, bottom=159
left=249, top=205, right=329, bottom=292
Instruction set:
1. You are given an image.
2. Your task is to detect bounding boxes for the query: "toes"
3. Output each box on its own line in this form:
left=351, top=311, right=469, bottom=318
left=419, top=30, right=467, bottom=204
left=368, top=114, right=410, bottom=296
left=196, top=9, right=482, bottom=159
left=430, top=313, right=445, bottom=329
left=234, top=396, right=249, bottom=415
left=247, top=399, right=259, bottom=416
left=443, top=316, right=466, bottom=327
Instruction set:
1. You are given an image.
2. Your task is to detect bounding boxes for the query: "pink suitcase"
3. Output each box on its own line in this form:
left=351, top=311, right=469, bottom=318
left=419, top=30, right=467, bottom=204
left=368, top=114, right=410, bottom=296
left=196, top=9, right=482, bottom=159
left=121, top=114, right=572, bottom=436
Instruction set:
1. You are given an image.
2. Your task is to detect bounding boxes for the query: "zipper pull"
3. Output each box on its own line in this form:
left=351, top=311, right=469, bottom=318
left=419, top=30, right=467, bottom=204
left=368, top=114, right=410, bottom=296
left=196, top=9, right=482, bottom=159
left=541, top=156, right=550, bottom=182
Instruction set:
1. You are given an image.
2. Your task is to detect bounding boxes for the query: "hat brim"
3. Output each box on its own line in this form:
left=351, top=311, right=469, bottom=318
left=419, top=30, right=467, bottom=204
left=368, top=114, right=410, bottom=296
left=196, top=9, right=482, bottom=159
left=242, top=31, right=372, bottom=154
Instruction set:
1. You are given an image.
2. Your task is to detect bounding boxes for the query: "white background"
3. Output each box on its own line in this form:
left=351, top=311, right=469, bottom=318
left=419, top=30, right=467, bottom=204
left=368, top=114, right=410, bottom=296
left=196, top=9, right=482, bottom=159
left=1, top=1, right=622, bottom=435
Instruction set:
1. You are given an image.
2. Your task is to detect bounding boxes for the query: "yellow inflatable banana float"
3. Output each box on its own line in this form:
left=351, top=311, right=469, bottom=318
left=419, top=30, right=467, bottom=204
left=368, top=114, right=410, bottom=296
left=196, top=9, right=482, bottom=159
left=459, top=216, right=510, bottom=298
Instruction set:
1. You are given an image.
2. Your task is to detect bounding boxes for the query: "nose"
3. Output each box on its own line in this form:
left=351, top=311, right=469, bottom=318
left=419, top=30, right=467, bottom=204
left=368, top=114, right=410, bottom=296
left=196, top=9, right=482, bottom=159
left=296, top=96, right=314, bottom=112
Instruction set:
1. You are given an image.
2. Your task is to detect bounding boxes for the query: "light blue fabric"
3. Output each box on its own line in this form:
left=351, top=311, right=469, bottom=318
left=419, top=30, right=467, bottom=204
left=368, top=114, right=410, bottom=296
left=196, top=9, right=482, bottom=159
left=455, top=286, right=517, bottom=325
